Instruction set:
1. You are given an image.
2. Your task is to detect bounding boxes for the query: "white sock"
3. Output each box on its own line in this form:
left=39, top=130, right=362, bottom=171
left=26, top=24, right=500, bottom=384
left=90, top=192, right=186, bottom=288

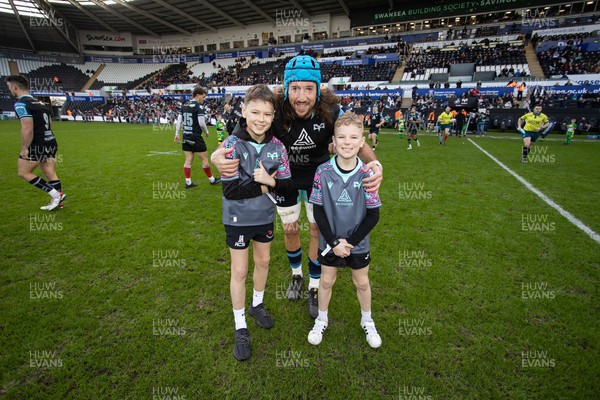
left=308, top=277, right=320, bottom=290
left=185, top=178, right=192, bottom=185
left=252, top=289, right=264, bottom=307
left=209, top=176, right=215, bottom=183
left=318, top=309, right=328, bottom=323
left=361, top=309, right=373, bottom=324
left=49, top=189, right=60, bottom=198
left=292, top=267, right=303, bottom=277
left=233, top=308, right=247, bottom=330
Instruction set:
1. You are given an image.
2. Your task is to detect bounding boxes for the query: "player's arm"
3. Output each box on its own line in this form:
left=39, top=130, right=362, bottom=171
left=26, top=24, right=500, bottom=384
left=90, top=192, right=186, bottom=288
left=197, top=114, right=209, bottom=137
left=346, top=208, right=380, bottom=246
left=222, top=180, right=264, bottom=200
left=221, top=140, right=263, bottom=200
left=263, top=147, right=294, bottom=196
left=20, top=118, right=34, bottom=158
left=538, top=115, right=549, bottom=131
left=174, top=114, right=182, bottom=142
left=357, top=146, right=382, bottom=193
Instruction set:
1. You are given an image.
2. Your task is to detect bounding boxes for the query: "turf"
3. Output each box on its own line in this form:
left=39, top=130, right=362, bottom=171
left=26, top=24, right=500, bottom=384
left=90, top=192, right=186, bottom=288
left=0, top=121, right=598, bottom=399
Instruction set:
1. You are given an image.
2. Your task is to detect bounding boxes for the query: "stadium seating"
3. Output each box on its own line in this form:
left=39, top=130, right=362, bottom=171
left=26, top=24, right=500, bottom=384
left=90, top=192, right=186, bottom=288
left=91, top=63, right=169, bottom=90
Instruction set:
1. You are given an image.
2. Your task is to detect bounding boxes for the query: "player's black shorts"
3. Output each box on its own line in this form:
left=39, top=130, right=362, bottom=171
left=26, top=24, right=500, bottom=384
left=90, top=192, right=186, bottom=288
left=275, top=181, right=312, bottom=207
left=225, top=223, right=274, bottom=249
left=318, top=250, right=371, bottom=269
left=21, top=141, right=58, bottom=162
left=182, top=137, right=207, bottom=153
left=408, top=126, right=418, bottom=135
left=369, top=129, right=379, bottom=135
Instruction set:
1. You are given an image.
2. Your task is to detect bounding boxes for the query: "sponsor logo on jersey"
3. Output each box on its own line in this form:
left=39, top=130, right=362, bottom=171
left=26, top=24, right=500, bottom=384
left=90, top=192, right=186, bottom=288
left=290, top=128, right=317, bottom=152
left=336, top=189, right=353, bottom=206
left=234, top=234, right=246, bottom=247
left=242, top=152, right=248, bottom=159
left=327, top=181, right=334, bottom=190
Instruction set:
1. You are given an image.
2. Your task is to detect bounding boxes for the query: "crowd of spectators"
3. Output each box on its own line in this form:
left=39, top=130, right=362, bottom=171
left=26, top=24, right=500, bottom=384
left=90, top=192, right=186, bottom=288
left=537, top=42, right=600, bottom=77
left=406, top=40, right=526, bottom=78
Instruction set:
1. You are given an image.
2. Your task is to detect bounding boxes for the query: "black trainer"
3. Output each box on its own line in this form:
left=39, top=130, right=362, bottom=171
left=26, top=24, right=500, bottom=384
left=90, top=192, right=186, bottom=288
left=247, top=303, right=274, bottom=329
left=285, top=274, right=304, bottom=300
left=308, top=288, right=319, bottom=319
left=210, top=177, right=221, bottom=185
left=185, top=183, right=198, bottom=189
left=233, top=328, right=251, bottom=361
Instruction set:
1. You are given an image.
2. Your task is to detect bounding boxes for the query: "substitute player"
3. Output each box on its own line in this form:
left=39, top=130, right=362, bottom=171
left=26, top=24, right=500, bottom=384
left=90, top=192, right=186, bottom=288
left=174, top=86, right=220, bottom=188
left=405, top=106, right=421, bottom=150
left=6, top=75, right=65, bottom=210
left=517, top=104, right=549, bottom=163
left=368, top=105, right=385, bottom=151
left=437, top=106, right=454, bottom=145
left=221, top=85, right=293, bottom=361
left=307, top=112, right=382, bottom=348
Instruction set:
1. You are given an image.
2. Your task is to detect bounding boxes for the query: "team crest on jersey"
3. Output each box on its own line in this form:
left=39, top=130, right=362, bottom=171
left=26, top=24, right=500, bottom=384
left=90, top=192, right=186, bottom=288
left=266, top=152, right=278, bottom=160
left=313, top=123, right=325, bottom=132
left=336, top=189, right=353, bottom=206
left=354, top=182, right=362, bottom=189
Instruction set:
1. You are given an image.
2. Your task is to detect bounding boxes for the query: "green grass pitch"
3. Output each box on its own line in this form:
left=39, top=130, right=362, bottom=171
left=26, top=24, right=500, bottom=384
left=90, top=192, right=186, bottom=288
left=0, top=121, right=599, bottom=399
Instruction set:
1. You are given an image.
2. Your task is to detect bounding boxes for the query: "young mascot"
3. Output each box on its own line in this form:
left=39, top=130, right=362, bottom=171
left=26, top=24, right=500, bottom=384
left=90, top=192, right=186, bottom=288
left=307, top=112, right=382, bottom=348
left=221, top=84, right=293, bottom=361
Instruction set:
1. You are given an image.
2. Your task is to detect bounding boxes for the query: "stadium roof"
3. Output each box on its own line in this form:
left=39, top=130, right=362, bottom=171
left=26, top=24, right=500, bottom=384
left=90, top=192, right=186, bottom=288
left=0, top=0, right=401, bottom=54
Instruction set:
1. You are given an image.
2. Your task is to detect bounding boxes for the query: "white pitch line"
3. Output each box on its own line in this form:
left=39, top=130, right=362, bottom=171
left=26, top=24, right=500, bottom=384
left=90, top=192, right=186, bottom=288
left=467, top=138, right=600, bottom=244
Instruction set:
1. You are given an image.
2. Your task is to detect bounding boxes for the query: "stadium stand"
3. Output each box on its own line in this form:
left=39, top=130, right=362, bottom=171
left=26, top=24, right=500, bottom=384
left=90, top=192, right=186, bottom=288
left=90, top=63, right=169, bottom=90
left=321, top=62, right=398, bottom=83
left=534, top=32, right=600, bottom=78
left=404, top=37, right=528, bottom=81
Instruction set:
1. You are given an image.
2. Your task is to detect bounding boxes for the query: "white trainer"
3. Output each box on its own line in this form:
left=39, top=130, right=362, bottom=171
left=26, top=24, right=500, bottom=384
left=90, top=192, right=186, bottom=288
left=361, top=320, right=382, bottom=348
left=308, top=318, right=328, bottom=345
left=40, top=192, right=64, bottom=211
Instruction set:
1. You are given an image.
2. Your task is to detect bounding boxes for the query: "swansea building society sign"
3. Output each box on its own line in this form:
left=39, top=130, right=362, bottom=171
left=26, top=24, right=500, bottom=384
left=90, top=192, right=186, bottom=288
left=351, top=0, right=556, bottom=26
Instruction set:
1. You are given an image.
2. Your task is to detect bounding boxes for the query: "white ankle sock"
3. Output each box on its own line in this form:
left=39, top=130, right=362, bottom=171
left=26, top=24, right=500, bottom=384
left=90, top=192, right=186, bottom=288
left=361, top=309, right=373, bottom=324
left=233, top=308, right=247, bottom=330
left=252, top=289, right=264, bottom=307
left=318, top=309, right=328, bottom=323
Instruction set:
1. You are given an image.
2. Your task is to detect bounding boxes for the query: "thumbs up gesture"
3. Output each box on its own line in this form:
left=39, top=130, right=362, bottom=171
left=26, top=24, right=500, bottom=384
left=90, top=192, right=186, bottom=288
left=253, top=160, right=277, bottom=188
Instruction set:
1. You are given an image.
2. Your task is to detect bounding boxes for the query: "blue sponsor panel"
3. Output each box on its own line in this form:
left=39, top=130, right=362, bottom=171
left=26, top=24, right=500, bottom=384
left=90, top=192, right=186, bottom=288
left=66, top=96, right=106, bottom=102
left=369, top=53, right=400, bottom=62
left=416, top=87, right=516, bottom=98
left=340, top=58, right=369, bottom=66
left=543, top=85, right=600, bottom=95
left=334, top=89, right=404, bottom=98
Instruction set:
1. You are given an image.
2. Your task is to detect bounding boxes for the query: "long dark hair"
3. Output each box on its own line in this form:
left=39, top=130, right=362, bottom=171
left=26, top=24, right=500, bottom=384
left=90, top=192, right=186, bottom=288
left=275, top=86, right=340, bottom=131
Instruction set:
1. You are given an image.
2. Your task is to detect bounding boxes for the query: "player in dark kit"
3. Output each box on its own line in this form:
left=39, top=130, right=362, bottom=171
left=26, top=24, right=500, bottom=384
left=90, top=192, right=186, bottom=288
left=212, top=55, right=383, bottom=319
left=6, top=75, right=66, bottom=211
left=368, top=105, right=385, bottom=151
left=174, top=86, right=220, bottom=188
left=405, top=106, right=421, bottom=150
